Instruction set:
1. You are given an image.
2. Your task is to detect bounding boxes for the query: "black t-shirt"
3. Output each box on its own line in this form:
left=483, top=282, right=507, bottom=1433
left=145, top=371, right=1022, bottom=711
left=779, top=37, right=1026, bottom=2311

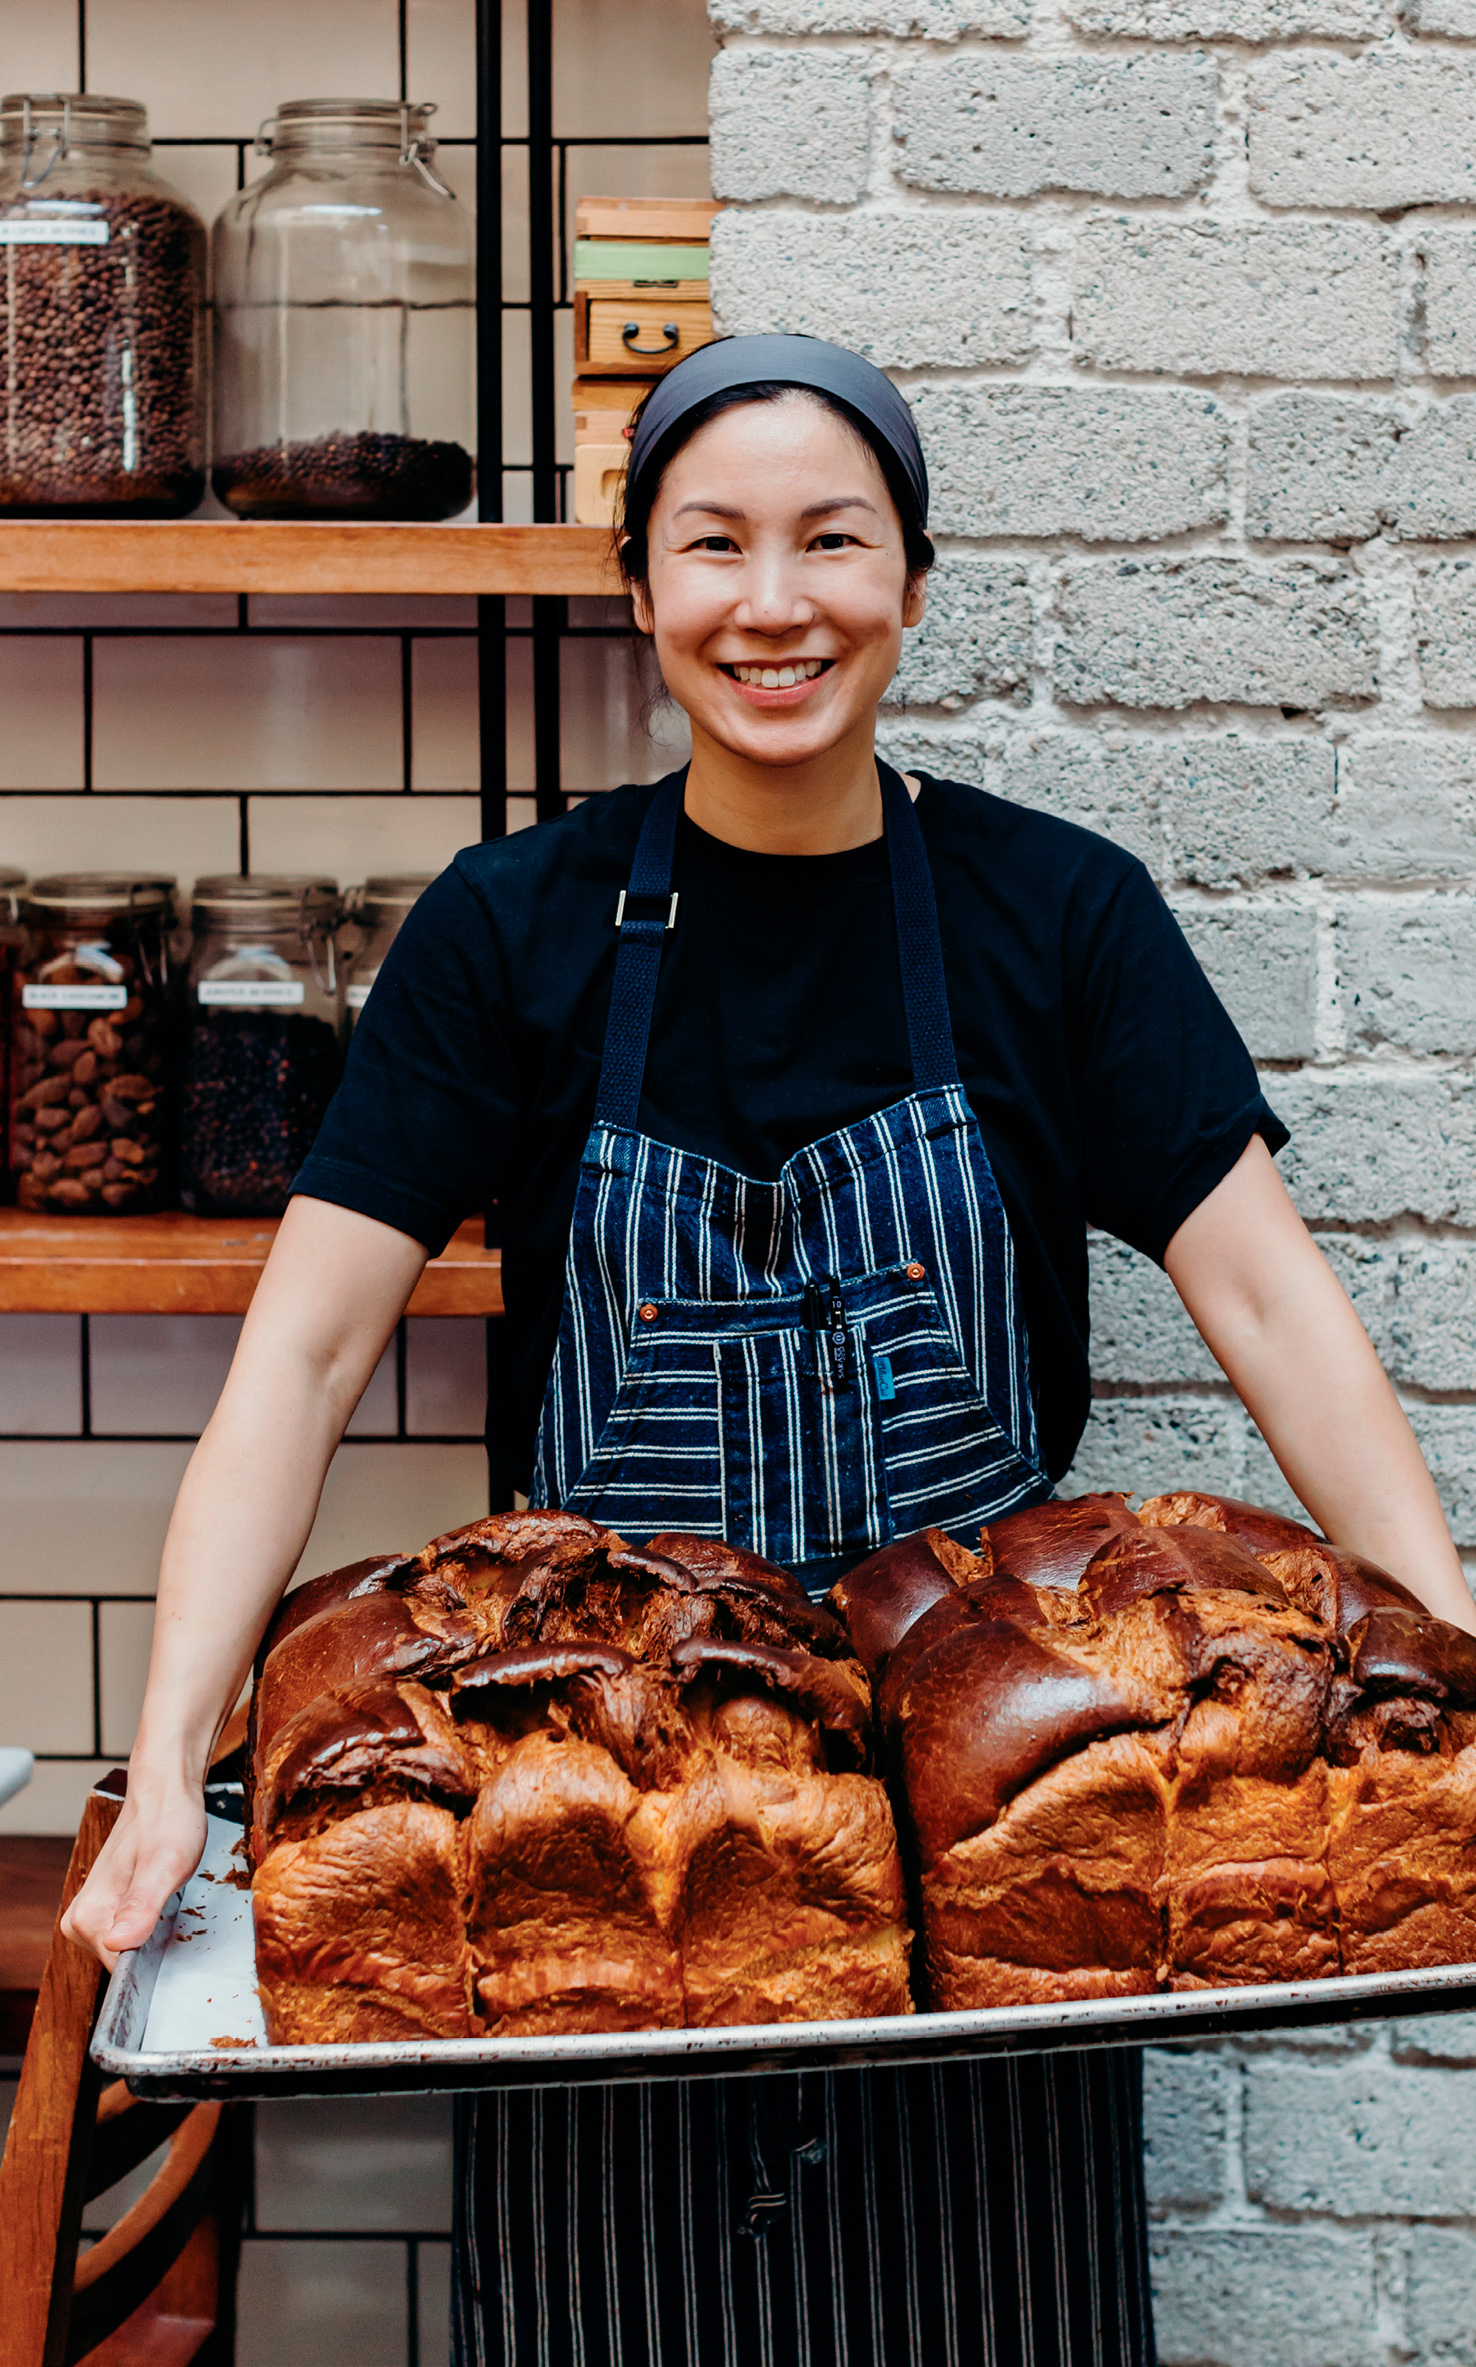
left=297, top=772, right=1286, bottom=1494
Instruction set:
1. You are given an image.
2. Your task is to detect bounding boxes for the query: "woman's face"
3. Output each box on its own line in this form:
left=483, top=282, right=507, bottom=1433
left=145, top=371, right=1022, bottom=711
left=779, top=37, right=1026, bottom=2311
left=633, top=392, right=925, bottom=771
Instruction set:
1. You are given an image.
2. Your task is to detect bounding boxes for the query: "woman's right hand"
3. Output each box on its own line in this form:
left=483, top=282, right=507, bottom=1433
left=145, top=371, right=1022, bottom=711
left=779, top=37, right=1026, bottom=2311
left=61, top=1772, right=208, bottom=1972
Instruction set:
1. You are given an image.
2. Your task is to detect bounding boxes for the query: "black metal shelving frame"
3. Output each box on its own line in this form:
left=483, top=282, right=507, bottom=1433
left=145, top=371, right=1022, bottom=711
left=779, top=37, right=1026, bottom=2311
left=476, top=0, right=708, bottom=839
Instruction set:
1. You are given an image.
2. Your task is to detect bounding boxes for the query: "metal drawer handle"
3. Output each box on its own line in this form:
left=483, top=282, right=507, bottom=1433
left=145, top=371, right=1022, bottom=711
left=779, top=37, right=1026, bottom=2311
left=623, top=320, right=679, bottom=354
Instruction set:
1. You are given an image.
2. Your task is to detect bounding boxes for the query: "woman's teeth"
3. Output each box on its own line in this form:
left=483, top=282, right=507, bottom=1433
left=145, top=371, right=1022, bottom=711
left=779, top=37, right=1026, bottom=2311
left=730, top=659, right=827, bottom=688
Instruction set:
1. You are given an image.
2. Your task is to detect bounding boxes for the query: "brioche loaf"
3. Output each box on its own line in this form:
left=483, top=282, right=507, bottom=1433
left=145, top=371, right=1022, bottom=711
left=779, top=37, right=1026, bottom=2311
left=835, top=1492, right=1476, bottom=2007
left=251, top=1513, right=911, bottom=2042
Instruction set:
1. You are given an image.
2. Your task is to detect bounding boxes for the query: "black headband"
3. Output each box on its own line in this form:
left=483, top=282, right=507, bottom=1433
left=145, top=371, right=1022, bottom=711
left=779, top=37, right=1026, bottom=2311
left=624, top=333, right=929, bottom=527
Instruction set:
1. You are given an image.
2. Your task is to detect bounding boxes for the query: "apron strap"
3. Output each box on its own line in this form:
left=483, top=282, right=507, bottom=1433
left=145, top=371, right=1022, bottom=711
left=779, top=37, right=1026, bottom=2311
left=878, top=761, right=962, bottom=1093
left=594, top=770, right=685, bottom=1128
left=593, top=761, right=960, bottom=1130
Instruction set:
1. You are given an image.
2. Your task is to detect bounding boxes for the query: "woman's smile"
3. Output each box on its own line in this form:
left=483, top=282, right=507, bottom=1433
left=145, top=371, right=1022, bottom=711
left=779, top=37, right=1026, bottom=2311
left=718, top=655, right=835, bottom=703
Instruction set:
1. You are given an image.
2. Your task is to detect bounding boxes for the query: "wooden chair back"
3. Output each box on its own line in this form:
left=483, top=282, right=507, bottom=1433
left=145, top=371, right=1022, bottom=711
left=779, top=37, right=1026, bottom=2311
left=0, top=1777, right=244, bottom=2367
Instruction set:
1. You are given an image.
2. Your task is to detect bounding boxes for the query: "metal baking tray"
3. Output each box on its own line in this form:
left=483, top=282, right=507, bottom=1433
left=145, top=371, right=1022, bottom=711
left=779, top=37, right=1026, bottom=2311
left=92, top=1811, right=1476, bottom=2100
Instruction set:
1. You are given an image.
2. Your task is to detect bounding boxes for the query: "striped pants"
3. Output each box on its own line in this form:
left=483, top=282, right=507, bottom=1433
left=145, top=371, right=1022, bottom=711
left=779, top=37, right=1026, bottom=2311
left=452, top=2052, right=1156, bottom=2367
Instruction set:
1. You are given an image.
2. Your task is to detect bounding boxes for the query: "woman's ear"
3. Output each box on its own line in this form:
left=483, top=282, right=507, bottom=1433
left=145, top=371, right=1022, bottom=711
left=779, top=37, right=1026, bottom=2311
left=903, top=571, right=928, bottom=631
left=630, top=577, right=655, bottom=637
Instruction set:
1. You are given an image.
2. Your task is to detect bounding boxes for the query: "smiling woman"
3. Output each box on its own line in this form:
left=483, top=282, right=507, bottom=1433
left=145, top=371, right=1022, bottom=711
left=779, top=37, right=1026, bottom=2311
left=62, top=335, right=1471, bottom=2367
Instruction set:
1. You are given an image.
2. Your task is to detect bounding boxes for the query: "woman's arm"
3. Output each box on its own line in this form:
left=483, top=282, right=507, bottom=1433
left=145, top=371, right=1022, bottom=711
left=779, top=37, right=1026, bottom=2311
left=61, top=1195, right=429, bottom=1966
left=1165, top=1135, right=1474, bottom=1632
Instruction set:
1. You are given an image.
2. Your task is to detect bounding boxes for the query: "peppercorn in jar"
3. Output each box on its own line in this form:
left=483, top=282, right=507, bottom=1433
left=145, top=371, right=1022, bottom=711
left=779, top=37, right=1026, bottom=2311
left=181, top=876, right=343, bottom=1217
left=9, top=874, right=179, bottom=1213
left=0, top=94, right=207, bottom=515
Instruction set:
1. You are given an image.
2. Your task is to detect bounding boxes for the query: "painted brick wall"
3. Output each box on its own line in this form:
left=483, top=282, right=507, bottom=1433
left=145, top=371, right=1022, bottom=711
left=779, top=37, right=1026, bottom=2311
left=707, top=5, right=1476, bottom=2359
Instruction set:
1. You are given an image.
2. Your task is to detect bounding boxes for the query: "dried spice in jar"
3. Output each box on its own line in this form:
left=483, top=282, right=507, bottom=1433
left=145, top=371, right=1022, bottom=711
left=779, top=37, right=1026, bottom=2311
left=9, top=874, right=179, bottom=1213
left=0, top=94, right=206, bottom=515
left=0, top=865, right=25, bottom=1191
left=181, top=877, right=343, bottom=1218
left=212, top=101, right=473, bottom=521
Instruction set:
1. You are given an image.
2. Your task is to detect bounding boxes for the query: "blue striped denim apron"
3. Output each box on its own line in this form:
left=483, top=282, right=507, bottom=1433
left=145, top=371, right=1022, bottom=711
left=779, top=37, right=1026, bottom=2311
left=455, top=768, right=1155, bottom=2367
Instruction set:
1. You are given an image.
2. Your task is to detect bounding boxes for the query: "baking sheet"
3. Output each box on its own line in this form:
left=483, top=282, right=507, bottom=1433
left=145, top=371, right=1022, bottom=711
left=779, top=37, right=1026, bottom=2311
left=92, top=1811, right=1476, bottom=2100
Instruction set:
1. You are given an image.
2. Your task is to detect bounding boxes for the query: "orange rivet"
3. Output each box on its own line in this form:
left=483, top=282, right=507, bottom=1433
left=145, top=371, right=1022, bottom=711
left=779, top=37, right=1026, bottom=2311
left=639, top=1302, right=658, bottom=1323
left=906, top=1261, right=926, bottom=1281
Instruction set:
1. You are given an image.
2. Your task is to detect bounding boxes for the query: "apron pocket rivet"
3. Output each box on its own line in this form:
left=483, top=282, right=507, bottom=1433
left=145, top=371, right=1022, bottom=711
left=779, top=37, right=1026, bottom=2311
left=906, top=1260, right=926, bottom=1281
left=639, top=1302, right=658, bottom=1322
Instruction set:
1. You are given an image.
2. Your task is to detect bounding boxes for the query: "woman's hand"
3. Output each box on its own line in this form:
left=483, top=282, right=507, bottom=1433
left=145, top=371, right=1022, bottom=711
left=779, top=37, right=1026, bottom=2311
left=60, top=1195, right=429, bottom=1969
left=1166, top=1135, right=1476, bottom=1633
left=61, top=1770, right=208, bottom=1972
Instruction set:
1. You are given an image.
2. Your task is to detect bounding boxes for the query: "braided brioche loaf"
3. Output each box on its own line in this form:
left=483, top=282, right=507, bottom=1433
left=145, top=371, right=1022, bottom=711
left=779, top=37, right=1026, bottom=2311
left=832, top=1494, right=1476, bottom=2008
left=249, top=1513, right=911, bottom=2043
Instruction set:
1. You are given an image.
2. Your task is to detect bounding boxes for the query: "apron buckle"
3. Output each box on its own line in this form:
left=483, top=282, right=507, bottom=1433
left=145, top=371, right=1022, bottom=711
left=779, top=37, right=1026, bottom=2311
left=805, top=1278, right=852, bottom=1389
left=614, top=887, right=679, bottom=933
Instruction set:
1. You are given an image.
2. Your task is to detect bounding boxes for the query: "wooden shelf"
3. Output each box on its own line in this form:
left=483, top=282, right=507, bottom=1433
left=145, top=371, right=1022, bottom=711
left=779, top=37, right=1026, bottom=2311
left=0, top=521, right=620, bottom=598
left=0, top=1210, right=503, bottom=1316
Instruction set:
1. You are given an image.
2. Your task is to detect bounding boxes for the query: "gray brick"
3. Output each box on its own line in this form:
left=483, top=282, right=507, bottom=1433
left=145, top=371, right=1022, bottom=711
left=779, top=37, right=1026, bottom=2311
left=1149, top=2226, right=1381, bottom=2367
left=1065, top=1394, right=1250, bottom=1500
left=1245, top=2055, right=1476, bottom=2216
left=1069, top=0, right=1379, bottom=30
left=1247, top=394, right=1476, bottom=545
left=892, top=55, right=1214, bottom=200
left=708, top=49, right=871, bottom=204
left=1421, top=227, right=1476, bottom=379
left=1143, top=2047, right=1229, bottom=2209
left=1332, top=738, right=1476, bottom=884
left=1404, top=1405, right=1476, bottom=1550
left=1418, top=563, right=1476, bottom=708
left=1053, top=560, right=1376, bottom=712
left=911, top=387, right=1228, bottom=544
left=712, top=0, right=1027, bottom=27
left=1336, top=892, right=1476, bottom=1058
left=708, top=209, right=1033, bottom=368
left=1172, top=895, right=1319, bottom=1061
left=1388, top=2012, right=1476, bottom=2066
left=1159, top=737, right=1338, bottom=889
left=1410, top=2226, right=1476, bottom=2364
left=1088, top=1235, right=1221, bottom=1387
left=1275, top=1069, right=1476, bottom=1226
left=1387, top=1242, right=1476, bottom=1394
left=1072, top=220, right=1399, bottom=383
left=1403, top=0, right=1476, bottom=26
left=872, top=724, right=1167, bottom=873
left=884, top=559, right=1031, bottom=711
left=1250, top=54, right=1476, bottom=211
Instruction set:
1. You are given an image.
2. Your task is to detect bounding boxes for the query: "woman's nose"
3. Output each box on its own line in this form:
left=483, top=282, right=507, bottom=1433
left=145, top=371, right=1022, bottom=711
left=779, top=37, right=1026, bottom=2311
left=733, top=554, right=815, bottom=631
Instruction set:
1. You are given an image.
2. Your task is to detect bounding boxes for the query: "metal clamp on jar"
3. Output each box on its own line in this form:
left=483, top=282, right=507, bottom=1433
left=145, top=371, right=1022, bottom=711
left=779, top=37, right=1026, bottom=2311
left=9, top=873, right=180, bottom=1214
left=0, top=93, right=206, bottom=515
left=181, top=876, right=343, bottom=1218
left=211, top=99, right=475, bottom=521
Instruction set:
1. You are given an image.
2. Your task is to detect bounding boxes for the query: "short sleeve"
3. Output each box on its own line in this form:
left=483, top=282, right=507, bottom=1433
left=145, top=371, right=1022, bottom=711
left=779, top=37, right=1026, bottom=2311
left=292, top=860, right=519, bottom=1255
left=1075, top=862, right=1288, bottom=1263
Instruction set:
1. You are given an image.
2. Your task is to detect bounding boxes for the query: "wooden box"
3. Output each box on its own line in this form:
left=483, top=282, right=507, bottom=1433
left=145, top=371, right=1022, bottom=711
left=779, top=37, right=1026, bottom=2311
left=574, top=293, right=712, bottom=375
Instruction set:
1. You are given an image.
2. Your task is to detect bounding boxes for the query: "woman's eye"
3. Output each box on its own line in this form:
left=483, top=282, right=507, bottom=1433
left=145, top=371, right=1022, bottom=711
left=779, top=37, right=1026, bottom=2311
left=811, top=532, right=856, bottom=551
left=691, top=533, right=739, bottom=553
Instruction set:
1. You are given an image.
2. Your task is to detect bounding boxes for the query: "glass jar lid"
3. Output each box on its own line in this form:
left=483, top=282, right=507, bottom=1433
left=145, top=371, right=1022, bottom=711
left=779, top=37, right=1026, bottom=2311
left=25, top=871, right=174, bottom=916
left=192, top=873, right=339, bottom=926
left=260, top=97, right=438, bottom=153
left=0, top=93, right=150, bottom=153
left=356, top=873, right=435, bottom=925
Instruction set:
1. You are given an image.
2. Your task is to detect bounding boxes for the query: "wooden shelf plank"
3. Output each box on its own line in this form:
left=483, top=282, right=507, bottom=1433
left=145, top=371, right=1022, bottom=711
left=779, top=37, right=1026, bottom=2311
left=0, top=521, right=620, bottom=598
left=0, top=1210, right=503, bottom=1316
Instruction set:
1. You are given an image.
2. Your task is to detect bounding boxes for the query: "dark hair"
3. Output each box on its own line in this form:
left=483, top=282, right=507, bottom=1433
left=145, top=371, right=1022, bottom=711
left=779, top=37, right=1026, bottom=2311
left=615, top=381, right=936, bottom=591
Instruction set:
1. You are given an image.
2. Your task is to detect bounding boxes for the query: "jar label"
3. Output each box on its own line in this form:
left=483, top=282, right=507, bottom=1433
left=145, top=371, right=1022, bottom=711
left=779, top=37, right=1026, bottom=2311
left=199, top=980, right=306, bottom=1008
left=346, top=981, right=374, bottom=1010
left=0, top=219, right=110, bottom=246
left=22, top=982, right=127, bottom=1010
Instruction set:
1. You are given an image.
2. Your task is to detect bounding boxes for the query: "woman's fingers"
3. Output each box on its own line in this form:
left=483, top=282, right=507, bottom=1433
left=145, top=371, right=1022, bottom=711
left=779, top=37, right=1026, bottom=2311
left=61, top=1796, right=208, bottom=1972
